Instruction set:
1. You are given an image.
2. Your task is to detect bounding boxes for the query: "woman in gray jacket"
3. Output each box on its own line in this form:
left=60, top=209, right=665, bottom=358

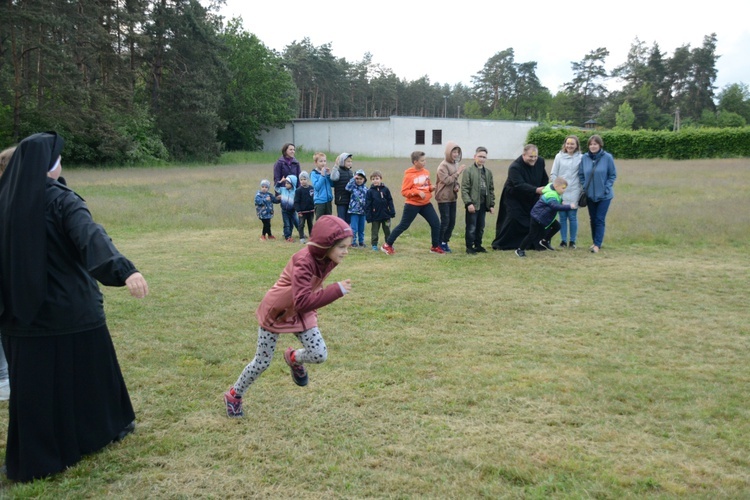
left=549, top=135, right=582, bottom=248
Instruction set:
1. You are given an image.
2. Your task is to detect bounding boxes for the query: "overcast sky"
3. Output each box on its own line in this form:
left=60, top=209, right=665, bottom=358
left=216, top=0, right=749, bottom=95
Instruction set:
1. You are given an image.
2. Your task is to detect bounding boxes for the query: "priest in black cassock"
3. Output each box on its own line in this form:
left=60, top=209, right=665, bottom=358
left=491, top=144, right=549, bottom=250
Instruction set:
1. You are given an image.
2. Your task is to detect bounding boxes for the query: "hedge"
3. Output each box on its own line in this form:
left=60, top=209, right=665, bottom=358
left=527, top=126, right=750, bottom=160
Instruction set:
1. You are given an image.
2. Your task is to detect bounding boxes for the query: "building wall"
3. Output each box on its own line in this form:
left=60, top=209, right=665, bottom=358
left=260, top=117, right=537, bottom=160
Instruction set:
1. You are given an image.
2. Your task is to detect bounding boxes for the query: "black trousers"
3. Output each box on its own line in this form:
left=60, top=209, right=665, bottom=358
left=519, top=218, right=560, bottom=251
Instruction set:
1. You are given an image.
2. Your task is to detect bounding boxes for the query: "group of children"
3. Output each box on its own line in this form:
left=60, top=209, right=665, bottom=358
left=255, top=152, right=396, bottom=250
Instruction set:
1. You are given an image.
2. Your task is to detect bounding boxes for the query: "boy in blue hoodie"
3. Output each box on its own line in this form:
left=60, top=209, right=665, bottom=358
left=275, top=174, right=302, bottom=242
left=311, top=152, right=333, bottom=220
left=516, top=177, right=576, bottom=257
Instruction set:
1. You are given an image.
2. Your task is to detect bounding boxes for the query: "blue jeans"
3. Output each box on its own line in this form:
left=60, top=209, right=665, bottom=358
left=586, top=198, right=612, bottom=247
left=438, top=201, right=457, bottom=244
left=281, top=208, right=301, bottom=239
left=465, top=205, right=488, bottom=250
left=350, top=213, right=366, bottom=245
left=558, top=208, right=578, bottom=243
left=0, top=335, right=8, bottom=381
left=387, top=203, right=441, bottom=247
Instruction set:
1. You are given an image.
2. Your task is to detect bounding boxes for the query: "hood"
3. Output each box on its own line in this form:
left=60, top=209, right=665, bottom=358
left=286, top=174, right=298, bottom=188
left=444, top=141, right=461, bottom=163
left=561, top=151, right=581, bottom=160
left=307, top=215, right=353, bottom=259
left=0, top=131, right=65, bottom=325
left=336, top=152, right=352, bottom=168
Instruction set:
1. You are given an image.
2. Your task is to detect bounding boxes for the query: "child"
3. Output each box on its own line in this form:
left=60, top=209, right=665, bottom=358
left=223, top=216, right=353, bottom=417
left=435, top=142, right=466, bottom=253
left=275, top=174, right=303, bottom=242
left=461, top=147, right=495, bottom=254
left=550, top=135, right=582, bottom=249
left=255, top=179, right=277, bottom=241
left=515, top=177, right=576, bottom=257
left=381, top=151, right=445, bottom=255
left=295, top=171, right=315, bottom=243
left=365, top=170, right=395, bottom=251
left=311, top=152, right=333, bottom=221
left=331, top=152, right=353, bottom=224
left=346, top=169, right=368, bottom=248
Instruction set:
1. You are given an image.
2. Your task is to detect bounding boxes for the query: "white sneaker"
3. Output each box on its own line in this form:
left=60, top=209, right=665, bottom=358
left=0, top=379, right=10, bottom=401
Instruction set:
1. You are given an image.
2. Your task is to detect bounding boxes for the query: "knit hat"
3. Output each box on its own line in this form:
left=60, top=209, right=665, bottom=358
left=260, top=179, right=270, bottom=188
left=299, top=170, right=309, bottom=181
left=355, top=169, right=366, bottom=180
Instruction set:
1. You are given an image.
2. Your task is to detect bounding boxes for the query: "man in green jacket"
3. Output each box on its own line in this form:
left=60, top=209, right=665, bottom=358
left=460, top=147, right=495, bottom=254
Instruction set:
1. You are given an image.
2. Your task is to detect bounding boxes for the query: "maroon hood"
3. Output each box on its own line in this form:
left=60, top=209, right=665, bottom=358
left=307, top=215, right=352, bottom=259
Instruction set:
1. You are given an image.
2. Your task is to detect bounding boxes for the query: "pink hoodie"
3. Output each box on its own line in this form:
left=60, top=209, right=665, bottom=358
left=255, top=216, right=352, bottom=333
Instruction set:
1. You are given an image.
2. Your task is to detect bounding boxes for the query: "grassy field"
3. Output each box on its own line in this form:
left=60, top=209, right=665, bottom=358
left=1, top=156, right=748, bottom=498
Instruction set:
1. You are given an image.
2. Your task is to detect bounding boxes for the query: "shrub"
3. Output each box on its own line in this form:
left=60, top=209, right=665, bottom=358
left=528, top=126, right=750, bottom=159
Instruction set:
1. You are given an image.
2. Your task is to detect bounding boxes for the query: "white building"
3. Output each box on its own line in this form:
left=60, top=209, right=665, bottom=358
left=259, top=116, right=538, bottom=160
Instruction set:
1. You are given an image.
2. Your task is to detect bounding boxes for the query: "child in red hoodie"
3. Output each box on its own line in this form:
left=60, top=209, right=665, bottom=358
left=381, top=151, right=445, bottom=255
left=223, top=216, right=353, bottom=417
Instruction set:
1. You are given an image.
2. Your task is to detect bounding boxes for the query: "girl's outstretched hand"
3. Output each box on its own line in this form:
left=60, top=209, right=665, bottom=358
left=339, top=279, right=352, bottom=294
left=125, top=272, right=149, bottom=298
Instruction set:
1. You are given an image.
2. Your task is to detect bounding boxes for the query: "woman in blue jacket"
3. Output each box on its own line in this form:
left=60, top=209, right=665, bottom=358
left=578, top=135, right=617, bottom=253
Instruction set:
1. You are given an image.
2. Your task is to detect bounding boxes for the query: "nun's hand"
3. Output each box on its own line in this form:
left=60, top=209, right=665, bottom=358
left=125, top=272, right=149, bottom=298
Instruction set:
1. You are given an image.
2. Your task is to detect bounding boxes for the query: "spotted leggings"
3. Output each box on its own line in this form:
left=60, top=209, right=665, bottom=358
left=232, top=326, right=327, bottom=397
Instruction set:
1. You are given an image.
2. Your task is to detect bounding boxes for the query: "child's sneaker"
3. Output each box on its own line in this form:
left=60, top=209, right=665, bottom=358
left=440, top=242, right=452, bottom=253
left=372, top=245, right=378, bottom=251
left=268, top=235, right=276, bottom=240
left=300, top=238, right=307, bottom=244
left=286, top=237, right=295, bottom=243
left=224, top=388, right=244, bottom=417
left=539, top=239, right=555, bottom=251
left=284, top=347, right=309, bottom=386
left=430, top=246, right=446, bottom=254
left=259, top=235, right=267, bottom=242
left=515, top=248, right=526, bottom=258
left=381, top=243, right=395, bottom=255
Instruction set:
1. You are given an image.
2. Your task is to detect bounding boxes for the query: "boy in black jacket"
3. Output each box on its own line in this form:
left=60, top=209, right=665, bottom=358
left=364, top=170, right=396, bottom=251
left=294, top=171, right=315, bottom=243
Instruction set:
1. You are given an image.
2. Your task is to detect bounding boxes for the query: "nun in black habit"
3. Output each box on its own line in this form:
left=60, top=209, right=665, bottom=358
left=491, top=145, right=549, bottom=250
left=0, top=132, right=149, bottom=482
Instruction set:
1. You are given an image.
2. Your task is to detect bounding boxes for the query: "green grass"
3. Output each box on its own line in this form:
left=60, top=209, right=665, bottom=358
left=1, top=157, right=749, bottom=498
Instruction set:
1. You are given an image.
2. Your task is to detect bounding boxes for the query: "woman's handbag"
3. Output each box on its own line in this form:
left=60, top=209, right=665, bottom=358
left=577, top=190, right=588, bottom=207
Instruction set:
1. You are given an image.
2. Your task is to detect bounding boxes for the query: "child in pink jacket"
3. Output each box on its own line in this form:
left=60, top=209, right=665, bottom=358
left=223, top=216, right=353, bottom=417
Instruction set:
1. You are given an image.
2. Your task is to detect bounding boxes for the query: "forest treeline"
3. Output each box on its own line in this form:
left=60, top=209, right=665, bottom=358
left=2, top=0, right=749, bottom=165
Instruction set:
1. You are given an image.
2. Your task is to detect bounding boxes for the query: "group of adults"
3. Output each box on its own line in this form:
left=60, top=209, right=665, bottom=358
left=492, top=135, right=617, bottom=254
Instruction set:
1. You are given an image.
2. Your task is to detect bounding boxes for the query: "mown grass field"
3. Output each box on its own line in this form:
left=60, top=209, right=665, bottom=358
left=1, top=155, right=748, bottom=498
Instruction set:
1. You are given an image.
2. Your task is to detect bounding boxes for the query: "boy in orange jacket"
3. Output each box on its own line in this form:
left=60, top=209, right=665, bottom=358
left=381, top=151, right=445, bottom=255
